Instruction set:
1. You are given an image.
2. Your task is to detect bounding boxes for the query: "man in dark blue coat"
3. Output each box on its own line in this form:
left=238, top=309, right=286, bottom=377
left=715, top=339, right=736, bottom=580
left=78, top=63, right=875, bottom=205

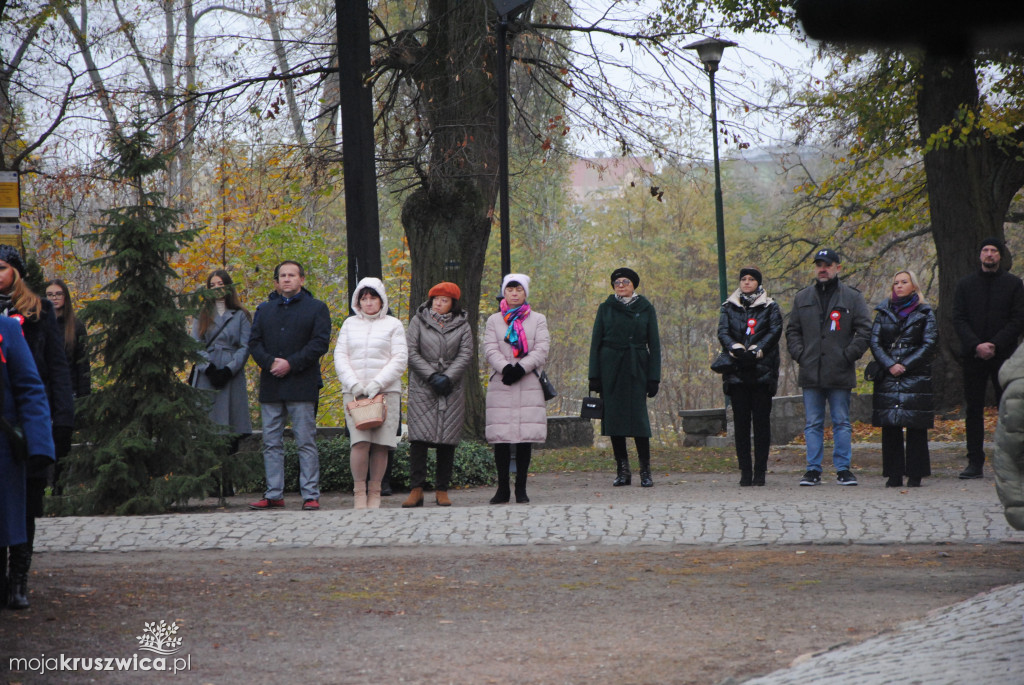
left=952, top=238, right=1024, bottom=479
left=247, top=260, right=331, bottom=510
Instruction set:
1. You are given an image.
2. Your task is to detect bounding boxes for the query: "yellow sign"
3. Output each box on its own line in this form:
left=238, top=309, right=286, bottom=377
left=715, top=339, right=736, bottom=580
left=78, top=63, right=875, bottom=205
left=0, top=171, right=18, bottom=219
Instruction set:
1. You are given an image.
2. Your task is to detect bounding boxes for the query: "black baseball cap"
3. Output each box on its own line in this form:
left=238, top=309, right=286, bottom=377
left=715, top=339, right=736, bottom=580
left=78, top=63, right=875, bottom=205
left=812, top=248, right=840, bottom=265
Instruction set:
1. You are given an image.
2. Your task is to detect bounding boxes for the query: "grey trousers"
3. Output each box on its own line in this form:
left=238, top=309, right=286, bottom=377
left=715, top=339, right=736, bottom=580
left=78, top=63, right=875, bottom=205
left=261, top=401, right=319, bottom=501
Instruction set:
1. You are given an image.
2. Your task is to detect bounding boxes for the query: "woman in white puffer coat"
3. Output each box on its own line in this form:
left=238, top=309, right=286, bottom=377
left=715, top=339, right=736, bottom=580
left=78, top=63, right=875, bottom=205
left=334, top=277, right=408, bottom=508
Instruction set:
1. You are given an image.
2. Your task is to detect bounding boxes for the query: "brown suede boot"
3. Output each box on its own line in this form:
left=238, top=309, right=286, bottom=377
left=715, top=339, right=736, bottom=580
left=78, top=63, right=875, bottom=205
left=367, top=483, right=382, bottom=509
left=403, top=487, right=424, bottom=508
left=435, top=491, right=452, bottom=507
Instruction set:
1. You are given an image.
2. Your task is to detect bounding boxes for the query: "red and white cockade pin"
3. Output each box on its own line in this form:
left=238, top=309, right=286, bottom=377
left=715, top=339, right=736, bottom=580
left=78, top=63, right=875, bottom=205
left=746, top=318, right=757, bottom=335
left=829, top=310, right=841, bottom=331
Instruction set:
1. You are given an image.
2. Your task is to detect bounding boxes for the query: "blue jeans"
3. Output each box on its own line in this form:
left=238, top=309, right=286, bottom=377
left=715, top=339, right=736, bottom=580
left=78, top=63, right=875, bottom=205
left=802, top=388, right=852, bottom=473
left=261, top=401, right=319, bottom=501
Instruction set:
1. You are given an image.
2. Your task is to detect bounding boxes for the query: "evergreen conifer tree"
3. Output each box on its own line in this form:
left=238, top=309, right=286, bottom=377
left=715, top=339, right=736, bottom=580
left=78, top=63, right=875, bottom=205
left=68, top=122, right=225, bottom=514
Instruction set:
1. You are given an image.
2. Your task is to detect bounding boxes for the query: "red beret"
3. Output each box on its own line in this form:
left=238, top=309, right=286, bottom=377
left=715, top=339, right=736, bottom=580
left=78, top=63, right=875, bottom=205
left=428, top=281, right=461, bottom=300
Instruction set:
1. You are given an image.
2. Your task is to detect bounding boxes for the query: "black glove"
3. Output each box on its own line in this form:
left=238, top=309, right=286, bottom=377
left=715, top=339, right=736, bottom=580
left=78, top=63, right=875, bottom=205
left=501, top=364, right=516, bottom=385
left=646, top=380, right=660, bottom=398
left=52, top=424, right=74, bottom=461
left=589, top=378, right=602, bottom=393
left=506, top=363, right=527, bottom=385
left=428, top=373, right=453, bottom=396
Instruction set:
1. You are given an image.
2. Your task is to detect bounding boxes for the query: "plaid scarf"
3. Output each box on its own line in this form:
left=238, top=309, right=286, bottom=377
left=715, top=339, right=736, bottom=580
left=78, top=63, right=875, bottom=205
left=429, top=310, right=453, bottom=327
left=889, top=292, right=920, bottom=319
left=500, top=299, right=531, bottom=358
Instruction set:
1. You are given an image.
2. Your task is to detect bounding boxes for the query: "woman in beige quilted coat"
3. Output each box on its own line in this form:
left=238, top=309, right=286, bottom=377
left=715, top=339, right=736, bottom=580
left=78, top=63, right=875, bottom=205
left=402, top=282, right=474, bottom=507
left=483, top=273, right=550, bottom=504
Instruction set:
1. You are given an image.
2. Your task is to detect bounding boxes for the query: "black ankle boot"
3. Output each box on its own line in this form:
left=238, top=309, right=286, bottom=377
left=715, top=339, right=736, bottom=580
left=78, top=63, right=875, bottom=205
left=639, top=459, right=653, bottom=488
left=739, top=471, right=753, bottom=486
left=7, top=543, right=31, bottom=610
left=752, top=471, right=766, bottom=486
left=613, top=458, right=631, bottom=487
left=490, top=486, right=511, bottom=505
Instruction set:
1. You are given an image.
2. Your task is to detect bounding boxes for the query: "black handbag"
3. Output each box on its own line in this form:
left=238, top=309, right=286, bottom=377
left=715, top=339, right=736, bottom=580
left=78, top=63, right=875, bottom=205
left=581, top=396, right=603, bottom=419
left=534, top=370, right=557, bottom=402
left=710, top=351, right=736, bottom=375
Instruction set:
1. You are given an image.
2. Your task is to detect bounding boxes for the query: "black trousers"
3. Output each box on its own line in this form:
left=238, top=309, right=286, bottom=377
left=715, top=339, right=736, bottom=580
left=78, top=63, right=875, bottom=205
left=881, top=426, right=931, bottom=478
left=408, top=441, right=456, bottom=491
left=962, top=356, right=1003, bottom=463
left=730, top=384, right=773, bottom=473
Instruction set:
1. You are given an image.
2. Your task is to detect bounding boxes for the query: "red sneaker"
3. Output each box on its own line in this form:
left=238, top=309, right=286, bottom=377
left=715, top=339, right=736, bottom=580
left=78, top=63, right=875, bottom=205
left=248, top=498, right=285, bottom=510
left=302, top=499, right=320, bottom=511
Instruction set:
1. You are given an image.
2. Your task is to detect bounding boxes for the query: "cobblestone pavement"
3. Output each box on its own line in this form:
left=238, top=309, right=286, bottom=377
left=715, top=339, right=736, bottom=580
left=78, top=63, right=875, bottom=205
left=742, top=582, right=1024, bottom=685
left=35, top=476, right=1024, bottom=553
left=35, top=467, right=1024, bottom=685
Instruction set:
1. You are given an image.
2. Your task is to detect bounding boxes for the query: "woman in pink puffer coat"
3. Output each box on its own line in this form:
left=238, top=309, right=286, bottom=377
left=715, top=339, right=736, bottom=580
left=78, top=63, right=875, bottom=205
left=483, top=273, right=550, bottom=504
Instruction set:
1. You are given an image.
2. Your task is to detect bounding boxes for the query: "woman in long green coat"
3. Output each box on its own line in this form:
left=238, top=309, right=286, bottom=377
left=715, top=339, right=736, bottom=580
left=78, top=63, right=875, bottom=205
left=588, top=268, right=662, bottom=487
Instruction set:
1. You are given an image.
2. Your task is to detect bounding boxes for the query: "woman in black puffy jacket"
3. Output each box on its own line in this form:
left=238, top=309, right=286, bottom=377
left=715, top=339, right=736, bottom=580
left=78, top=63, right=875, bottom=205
left=869, top=270, right=938, bottom=488
left=717, top=267, right=783, bottom=486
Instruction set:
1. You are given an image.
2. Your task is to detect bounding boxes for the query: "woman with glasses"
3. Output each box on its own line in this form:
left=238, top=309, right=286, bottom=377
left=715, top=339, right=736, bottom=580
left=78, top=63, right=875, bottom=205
left=588, top=268, right=662, bottom=487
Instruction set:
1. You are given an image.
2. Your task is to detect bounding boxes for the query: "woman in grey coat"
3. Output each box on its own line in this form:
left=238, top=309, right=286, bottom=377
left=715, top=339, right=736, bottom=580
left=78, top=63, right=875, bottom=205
left=403, top=282, right=474, bottom=507
left=192, top=270, right=253, bottom=495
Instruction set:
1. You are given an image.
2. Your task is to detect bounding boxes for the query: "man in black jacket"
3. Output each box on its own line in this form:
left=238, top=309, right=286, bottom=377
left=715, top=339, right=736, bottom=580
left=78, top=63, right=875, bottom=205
left=247, top=260, right=331, bottom=510
left=786, top=248, right=872, bottom=486
left=952, top=238, right=1024, bottom=479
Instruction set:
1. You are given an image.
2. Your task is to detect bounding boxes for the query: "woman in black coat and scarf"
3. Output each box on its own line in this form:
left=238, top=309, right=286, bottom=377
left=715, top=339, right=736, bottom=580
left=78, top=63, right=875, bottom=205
left=869, top=269, right=938, bottom=488
left=717, top=267, right=783, bottom=486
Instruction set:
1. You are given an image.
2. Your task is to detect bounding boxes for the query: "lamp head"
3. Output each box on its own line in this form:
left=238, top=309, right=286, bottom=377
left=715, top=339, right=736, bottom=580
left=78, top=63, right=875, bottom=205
left=684, top=37, right=738, bottom=73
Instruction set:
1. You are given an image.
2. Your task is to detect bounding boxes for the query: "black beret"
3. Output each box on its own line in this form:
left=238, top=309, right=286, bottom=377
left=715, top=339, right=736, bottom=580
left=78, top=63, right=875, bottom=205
left=610, top=267, right=639, bottom=288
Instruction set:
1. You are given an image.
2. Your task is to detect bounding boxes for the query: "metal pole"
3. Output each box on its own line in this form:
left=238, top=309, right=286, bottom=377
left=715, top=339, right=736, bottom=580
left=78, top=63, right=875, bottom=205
left=496, top=15, right=512, bottom=277
left=709, top=68, right=727, bottom=303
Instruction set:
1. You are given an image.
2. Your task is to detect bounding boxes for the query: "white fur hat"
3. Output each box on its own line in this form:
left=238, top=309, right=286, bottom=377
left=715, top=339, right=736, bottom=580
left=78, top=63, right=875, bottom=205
left=501, top=273, right=531, bottom=299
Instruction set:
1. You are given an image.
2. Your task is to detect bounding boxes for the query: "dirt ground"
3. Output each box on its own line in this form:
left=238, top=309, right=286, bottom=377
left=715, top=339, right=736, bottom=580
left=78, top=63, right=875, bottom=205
left=3, top=448, right=1023, bottom=684
left=1, top=545, right=1022, bottom=685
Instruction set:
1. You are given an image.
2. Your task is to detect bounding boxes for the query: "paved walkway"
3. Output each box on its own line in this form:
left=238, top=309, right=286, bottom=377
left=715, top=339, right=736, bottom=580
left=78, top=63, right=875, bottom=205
left=35, top=471, right=1024, bottom=685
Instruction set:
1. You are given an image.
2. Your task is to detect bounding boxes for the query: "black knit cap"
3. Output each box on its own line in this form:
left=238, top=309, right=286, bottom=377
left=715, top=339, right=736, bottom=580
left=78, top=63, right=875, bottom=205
left=610, top=267, right=639, bottom=288
left=739, top=267, right=762, bottom=286
left=980, top=237, right=1007, bottom=259
left=0, top=244, right=26, bottom=277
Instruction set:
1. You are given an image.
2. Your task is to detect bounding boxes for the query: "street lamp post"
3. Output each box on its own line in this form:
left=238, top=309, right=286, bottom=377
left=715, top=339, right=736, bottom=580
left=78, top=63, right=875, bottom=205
left=493, top=0, right=532, bottom=277
left=685, top=37, right=737, bottom=304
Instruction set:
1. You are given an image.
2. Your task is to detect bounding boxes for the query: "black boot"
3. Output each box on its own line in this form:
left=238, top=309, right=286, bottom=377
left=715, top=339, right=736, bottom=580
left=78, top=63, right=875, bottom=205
left=739, top=471, right=753, bottom=486
left=514, top=445, right=532, bottom=504
left=611, top=436, right=631, bottom=486
left=7, top=542, right=31, bottom=610
left=490, top=446, right=511, bottom=504
left=636, top=437, right=653, bottom=488
left=613, top=458, right=631, bottom=487
left=752, top=452, right=768, bottom=487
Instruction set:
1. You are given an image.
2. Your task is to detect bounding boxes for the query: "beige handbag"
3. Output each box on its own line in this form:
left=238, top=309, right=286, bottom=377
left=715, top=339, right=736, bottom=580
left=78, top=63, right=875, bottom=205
left=346, top=394, right=387, bottom=430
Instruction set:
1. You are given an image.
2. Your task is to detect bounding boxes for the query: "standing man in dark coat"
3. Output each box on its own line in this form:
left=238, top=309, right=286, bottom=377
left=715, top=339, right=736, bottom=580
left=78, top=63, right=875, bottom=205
left=952, top=238, right=1024, bottom=479
left=786, top=248, right=872, bottom=486
left=247, top=260, right=331, bottom=511
left=588, top=267, right=662, bottom=488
